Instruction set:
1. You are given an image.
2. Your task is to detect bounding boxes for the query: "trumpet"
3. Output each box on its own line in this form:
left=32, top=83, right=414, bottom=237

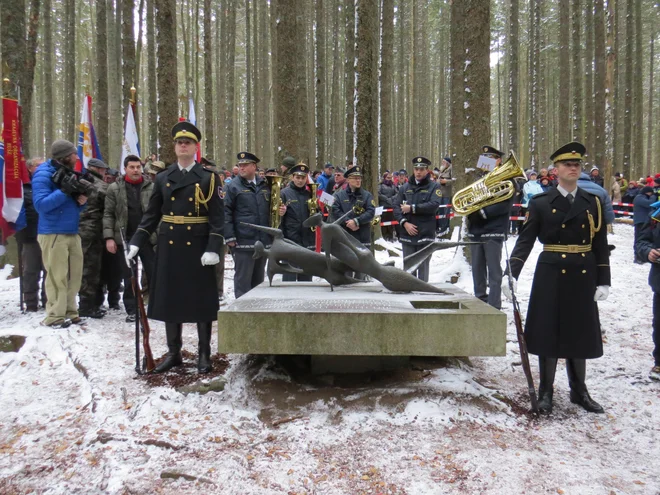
left=266, top=175, right=284, bottom=228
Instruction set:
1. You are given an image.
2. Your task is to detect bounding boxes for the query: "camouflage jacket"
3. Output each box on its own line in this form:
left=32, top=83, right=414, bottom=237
left=103, top=176, right=156, bottom=245
left=79, top=170, right=108, bottom=239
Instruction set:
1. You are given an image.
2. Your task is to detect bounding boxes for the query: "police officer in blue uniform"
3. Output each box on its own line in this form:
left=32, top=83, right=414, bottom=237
left=128, top=121, right=224, bottom=374
left=279, top=163, right=316, bottom=281
left=331, top=165, right=376, bottom=248
left=224, top=152, right=271, bottom=298
left=393, top=156, right=442, bottom=281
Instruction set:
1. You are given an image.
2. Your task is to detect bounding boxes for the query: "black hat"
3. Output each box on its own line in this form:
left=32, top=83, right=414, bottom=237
left=107, top=168, right=120, bottom=177
left=412, top=156, right=431, bottom=168
left=237, top=151, right=260, bottom=164
left=265, top=168, right=277, bottom=174
left=550, top=141, right=586, bottom=163
left=324, top=163, right=334, bottom=169
left=289, top=163, right=310, bottom=176
left=344, top=165, right=362, bottom=178
left=615, top=172, right=622, bottom=178
left=282, top=156, right=296, bottom=169
left=443, top=156, right=452, bottom=164
left=398, top=168, right=408, bottom=175
left=482, top=145, right=504, bottom=158
left=87, top=158, right=109, bottom=169
left=172, top=121, right=202, bottom=143
left=642, top=186, right=654, bottom=194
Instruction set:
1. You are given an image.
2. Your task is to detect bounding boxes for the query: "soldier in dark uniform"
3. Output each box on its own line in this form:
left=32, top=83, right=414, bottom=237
left=331, top=165, right=376, bottom=248
left=393, top=156, right=442, bottom=282
left=78, top=158, right=110, bottom=319
left=466, top=145, right=511, bottom=310
left=504, top=142, right=610, bottom=414
left=224, top=152, right=271, bottom=298
left=128, top=122, right=224, bottom=374
left=279, top=163, right=316, bottom=282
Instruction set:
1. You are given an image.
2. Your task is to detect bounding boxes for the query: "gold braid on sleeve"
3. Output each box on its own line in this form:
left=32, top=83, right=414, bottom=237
left=587, top=196, right=602, bottom=240
left=194, top=173, right=216, bottom=216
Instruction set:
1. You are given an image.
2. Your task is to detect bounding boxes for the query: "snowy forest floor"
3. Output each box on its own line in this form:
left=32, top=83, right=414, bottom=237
left=0, top=223, right=659, bottom=495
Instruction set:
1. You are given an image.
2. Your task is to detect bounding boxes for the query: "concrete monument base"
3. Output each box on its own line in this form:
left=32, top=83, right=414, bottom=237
left=218, top=281, right=506, bottom=371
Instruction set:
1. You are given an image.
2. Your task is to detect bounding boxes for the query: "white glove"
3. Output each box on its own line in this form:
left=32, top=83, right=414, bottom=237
left=594, top=285, right=610, bottom=302
left=126, top=245, right=139, bottom=261
left=201, top=252, right=220, bottom=266
left=502, top=276, right=517, bottom=302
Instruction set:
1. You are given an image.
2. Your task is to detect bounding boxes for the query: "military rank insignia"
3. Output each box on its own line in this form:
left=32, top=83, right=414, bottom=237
left=435, top=189, right=442, bottom=197
left=218, top=187, right=225, bottom=199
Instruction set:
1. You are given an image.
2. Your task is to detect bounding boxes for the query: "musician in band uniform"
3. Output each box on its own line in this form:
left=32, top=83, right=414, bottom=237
left=331, top=165, right=376, bottom=248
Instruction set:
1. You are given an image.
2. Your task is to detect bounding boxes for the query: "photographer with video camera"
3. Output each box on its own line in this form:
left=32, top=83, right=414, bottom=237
left=32, top=139, right=89, bottom=328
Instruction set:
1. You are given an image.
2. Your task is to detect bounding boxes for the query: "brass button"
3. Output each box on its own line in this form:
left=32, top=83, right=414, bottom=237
left=582, top=224, right=585, bottom=228
left=552, top=209, right=556, bottom=213
left=169, top=240, right=174, bottom=245
left=171, top=196, right=175, bottom=201
left=169, top=226, right=173, bottom=230
left=582, top=240, right=586, bottom=244
left=187, top=241, right=191, bottom=246
left=189, top=197, right=193, bottom=202
left=562, top=269, right=566, bottom=274
left=166, top=183, right=170, bottom=187
left=561, top=254, right=566, bottom=258
left=170, top=211, right=174, bottom=215
left=562, top=224, right=566, bottom=228
left=582, top=253, right=586, bottom=257
left=188, top=212, right=193, bottom=216
left=582, top=270, right=587, bottom=274
left=187, top=226, right=191, bottom=230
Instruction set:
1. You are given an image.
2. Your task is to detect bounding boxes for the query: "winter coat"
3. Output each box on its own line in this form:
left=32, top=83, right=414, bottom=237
left=509, top=187, right=610, bottom=359
left=223, top=175, right=272, bottom=250
left=522, top=180, right=544, bottom=207
left=623, top=185, right=640, bottom=203
left=378, top=181, right=398, bottom=208
left=79, top=169, right=109, bottom=240
left=103, top=176, right=155, bottom=245
left=465, top=183, right=514, bottom=239
left=436, top=164, right=453, bottom=198
left=577, top=173, right=615, bottom=225
left=393, top=175, right=442, bottom=245
left=130, top=163, right=224, bottom=323
left=15, top=183, right=38, bottom=243
left=280, top=183, right=316, bottom=249
left=32, top=159, right=86, bottom=235
left=633, top=192, right=658, bottom=225
left=590, top=175, right=605, bottom=188
left=635, top=222, right=660, bottom=293
left=610, top=176, right=621, bottom=203
left=331, top=187, right=376, bottom=246
left=315, top=172, right=332, bottom=192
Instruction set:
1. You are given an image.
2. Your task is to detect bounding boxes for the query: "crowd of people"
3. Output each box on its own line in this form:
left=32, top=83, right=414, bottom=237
left=13, top=124, right=659, bottom=407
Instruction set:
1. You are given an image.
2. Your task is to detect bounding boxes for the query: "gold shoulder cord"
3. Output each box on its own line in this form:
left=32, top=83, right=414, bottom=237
left=587, top=196, right=602, bottom=240
left=194, top=173, right=216, bottom=216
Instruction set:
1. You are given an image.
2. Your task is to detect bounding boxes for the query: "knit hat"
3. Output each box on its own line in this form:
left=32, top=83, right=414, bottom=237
left=51, top=139, right=77, bottom=160
left=642, top=186, right=654, bottom=194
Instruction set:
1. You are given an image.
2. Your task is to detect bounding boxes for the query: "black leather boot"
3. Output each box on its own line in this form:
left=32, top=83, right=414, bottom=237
left=537, top=356, right=557, bottom=414
left=154, top=323, right=183, bottom=373
left=197, top=322, right=213, bottom=373
left=567, top=359, right=604, bottom=413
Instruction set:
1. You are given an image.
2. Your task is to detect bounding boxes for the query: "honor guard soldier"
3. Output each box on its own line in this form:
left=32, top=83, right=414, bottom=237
left=224, top=152, right=272, bottom=298
left=393, top=156, right=442, bottom=281
left=278, top=163, right=316, bottom=281
left=331, top=165, right=376, bottom=248
left=503, top=142, right=610, bottom=414
left=466, top=145, right=511, bottom=310
left=127, top=121, right=224, bottom=374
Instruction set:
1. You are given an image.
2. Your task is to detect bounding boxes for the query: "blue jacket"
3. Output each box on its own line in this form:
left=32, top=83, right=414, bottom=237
left=315, top=172, right=332, bottom=192
left=32, top=159, right=86, bottom=235
left=577, top=172, right=615, bottom=225
left=633, top=193, right=657, bottom=225
left=635, top=222, right=660, bottom=292
left=223, top=175, right=271, bottom=250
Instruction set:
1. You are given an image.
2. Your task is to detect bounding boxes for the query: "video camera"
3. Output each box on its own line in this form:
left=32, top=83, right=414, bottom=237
left=51, top=166, right=95, bottom=198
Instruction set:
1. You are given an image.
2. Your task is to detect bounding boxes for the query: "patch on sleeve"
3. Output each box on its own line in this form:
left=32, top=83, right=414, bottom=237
left=218, top=187, right=225, bottom=199
left=435, top=189, right=442, bottom=197
left=371, top=199, right=376, bottom=206
left=523, top=211, right=530, bottom=224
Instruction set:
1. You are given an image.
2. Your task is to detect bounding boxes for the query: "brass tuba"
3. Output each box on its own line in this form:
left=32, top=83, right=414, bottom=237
left=452, top=151, right=526, bottom=216
left=307, top=181, right=319, bottom=231
left=266, top=175, right=284, bottom=228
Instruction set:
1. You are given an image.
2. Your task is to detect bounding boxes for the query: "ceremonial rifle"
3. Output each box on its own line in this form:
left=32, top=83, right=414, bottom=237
left=120, top=228, right=155, bottom=374
left=504, top=242, right=539, bottom=414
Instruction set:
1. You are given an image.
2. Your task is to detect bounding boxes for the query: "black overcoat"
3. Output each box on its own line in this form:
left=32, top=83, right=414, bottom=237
left=331, top=187, right=376, bottom=246
left=393, top=175, right=442, bottom=245
left=223, top=176, right=271, bottom=250
left=280, top=184, right=316, bottom=249
left=509, top=187, right=610, bottom=359
left=130, top=163, right=224, bottom=323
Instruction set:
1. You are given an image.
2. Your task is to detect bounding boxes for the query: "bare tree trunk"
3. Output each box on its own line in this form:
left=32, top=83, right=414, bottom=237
left=381, top=0, right=393, bottom=174
left=571, top=0, right=582, bottom=141
left=632, top=0, right=643, bottom=178
left=345, top=0, right=356, bottom=163
left=585, top=0, right=595, bottom=157
left=96, top=0, right=109, bottom=160
left=155, top=0, right=179, bottom=164
left=122, top=0, right=136, bottom=121
left=64, top=0, right=76, bottom=140
left=215, top=0, right=226, bottom=162
left=558, top=0, right=570, bottom=144
left=646, top=34, right=654, bottom=177
left=245, top=0, right=252, bottom=151
left=19, top=0, right=41, bottom=158
left=275, top=0, right=310, bottom=163
left=316, top=0, right=326, bottom=166
left=622, top=0, right=633, bottom=177
left=223, top=0, right=237, bottom=165
left=593, top=0, right=606, bottom=169
left=203, top=0, right=214, bottom=157
left=147, top=0, right=158, bottom=156
left=528, top=0, right=540, bottom=168
left=604, top=0, right=615, bottom=181
left=43, top=0, right=54, bottom=148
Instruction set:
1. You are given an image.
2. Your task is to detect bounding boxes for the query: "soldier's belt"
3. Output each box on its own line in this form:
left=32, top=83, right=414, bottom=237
left=543, top=244, right=591, bottom=253
left=162, top=215, right=209, bottom=225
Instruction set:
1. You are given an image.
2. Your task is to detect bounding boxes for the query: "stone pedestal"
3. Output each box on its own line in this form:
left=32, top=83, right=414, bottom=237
left=218, top=281, right=506, bottom=367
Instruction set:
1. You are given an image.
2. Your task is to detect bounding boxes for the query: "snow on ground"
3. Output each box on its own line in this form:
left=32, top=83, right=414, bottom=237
left=1, top=223, right=659, bottom=494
